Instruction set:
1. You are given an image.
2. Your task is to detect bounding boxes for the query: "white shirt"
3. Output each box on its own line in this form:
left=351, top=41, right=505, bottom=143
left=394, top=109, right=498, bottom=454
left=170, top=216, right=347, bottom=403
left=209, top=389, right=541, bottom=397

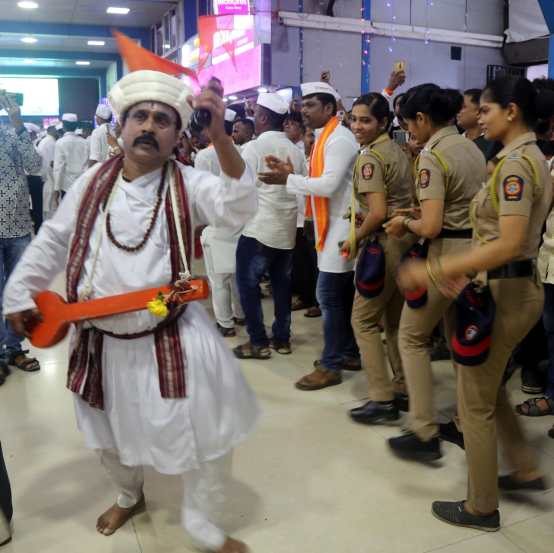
left=53, top=132, right=90, bottom=192
left=538, top=163, right=554, bottom=284
left=194, top=145, right=222, bottom=176
left=241, top=130, right=307, bottom=250
left=88, top=124, right=111, bottom=163
left=286, top=123, right=358, bottom=273
left=3, top=161, right=260, bottom=474
left=37, top=134, right=56, bottom=178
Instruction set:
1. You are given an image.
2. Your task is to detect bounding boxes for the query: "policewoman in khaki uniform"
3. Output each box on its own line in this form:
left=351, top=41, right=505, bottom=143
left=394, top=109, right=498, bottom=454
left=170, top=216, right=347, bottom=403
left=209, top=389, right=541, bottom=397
left=340, top=93, right=414, bottom=424
left=396, top=77, right=553, bottom=531
left=384, top=84, right=487, bottom=460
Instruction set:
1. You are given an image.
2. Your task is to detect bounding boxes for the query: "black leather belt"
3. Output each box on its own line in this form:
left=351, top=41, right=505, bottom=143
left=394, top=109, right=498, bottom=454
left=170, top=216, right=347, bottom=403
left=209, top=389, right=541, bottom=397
left=438, top=228, right=473, bottom=239
left=488, top=260, right=534, bottom=280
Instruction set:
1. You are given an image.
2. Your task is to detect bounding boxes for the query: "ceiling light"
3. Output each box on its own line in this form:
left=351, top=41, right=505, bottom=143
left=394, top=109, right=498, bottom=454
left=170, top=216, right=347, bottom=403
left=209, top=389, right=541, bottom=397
left=228, top=95, right=238, bottom=101
left=107, top=6, right=130, bottom=15
left=18, top=1, right=39, bottom=9
left=76, top=61, right=91, bottom=66
left=87, top=40, right=105, bottom=46
left=23, top=59, right=34, bottom=64
left=21, top=36, right=38, bottom=44
left=163, top=43, right=171, bottom=49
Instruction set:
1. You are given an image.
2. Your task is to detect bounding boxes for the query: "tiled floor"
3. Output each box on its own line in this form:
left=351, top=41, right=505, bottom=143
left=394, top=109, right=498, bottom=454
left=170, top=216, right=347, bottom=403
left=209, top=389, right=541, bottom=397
left=1, top=278, right=553, bottom=552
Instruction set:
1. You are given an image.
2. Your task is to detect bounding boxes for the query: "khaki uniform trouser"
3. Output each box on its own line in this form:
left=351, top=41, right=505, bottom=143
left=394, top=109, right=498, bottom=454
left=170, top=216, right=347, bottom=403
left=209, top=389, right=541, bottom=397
left=460, top=276, right=542, bottom=514
left=399, top=237, right=470, bottom=441
left=352, top=233, right=416, bottom=401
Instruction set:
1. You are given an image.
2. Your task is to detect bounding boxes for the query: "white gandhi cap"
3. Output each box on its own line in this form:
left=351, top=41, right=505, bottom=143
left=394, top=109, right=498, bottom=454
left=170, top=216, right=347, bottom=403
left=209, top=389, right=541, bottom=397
left=300, top=82, right=341, bottom=101
left=96, top=104, right=112, bottom=120
left=61, top=113, right=78, bottom=122
left=256, top=92, right=289, bottom=115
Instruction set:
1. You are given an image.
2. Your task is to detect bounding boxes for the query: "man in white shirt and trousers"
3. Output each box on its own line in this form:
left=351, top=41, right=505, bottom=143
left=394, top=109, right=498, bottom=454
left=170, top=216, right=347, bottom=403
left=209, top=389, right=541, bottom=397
left=3, top=58, right=259, bottom=552
left=259, top=82, right=360, bottom=388
left=196, top=108, right=246, bottom=337
left=53, top=113, right=90, bottom=199
left=37, top=126, right=58, bottom=219
left=233, top=93, right=306, bottom=359
left=89, top=104, right=114, bottom=167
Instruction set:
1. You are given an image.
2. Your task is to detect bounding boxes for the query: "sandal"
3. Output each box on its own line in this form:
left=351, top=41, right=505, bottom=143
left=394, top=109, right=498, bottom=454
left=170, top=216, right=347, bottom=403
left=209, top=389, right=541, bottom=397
left=7, top=350, right=40, bottom=372
left=233, top=342, right=271, bottom=360
left=516, top=397, right=554, bottom=417
left=270, top=339, right=292, bottom=355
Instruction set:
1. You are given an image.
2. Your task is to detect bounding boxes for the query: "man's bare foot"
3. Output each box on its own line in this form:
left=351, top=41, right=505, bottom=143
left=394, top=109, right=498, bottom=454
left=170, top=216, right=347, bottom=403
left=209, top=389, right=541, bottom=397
left=96, top=496, right=146, bottom=536
left=218, top=537, right=249, bottom=553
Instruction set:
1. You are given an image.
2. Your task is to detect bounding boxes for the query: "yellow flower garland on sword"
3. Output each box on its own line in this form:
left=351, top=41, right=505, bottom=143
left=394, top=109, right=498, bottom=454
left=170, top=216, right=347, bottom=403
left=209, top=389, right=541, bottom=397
left=147, top=292, right=170, bottom=318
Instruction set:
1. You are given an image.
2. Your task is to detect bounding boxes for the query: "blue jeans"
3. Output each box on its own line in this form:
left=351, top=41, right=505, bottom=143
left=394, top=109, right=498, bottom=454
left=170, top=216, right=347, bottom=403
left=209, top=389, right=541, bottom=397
left=236, top=235, right=293, bottom=347
left=543, top=283, right=554, bottom=398
left=0, top=235, right=31, bottom=360
left=317, top=270, right=359, bottom=372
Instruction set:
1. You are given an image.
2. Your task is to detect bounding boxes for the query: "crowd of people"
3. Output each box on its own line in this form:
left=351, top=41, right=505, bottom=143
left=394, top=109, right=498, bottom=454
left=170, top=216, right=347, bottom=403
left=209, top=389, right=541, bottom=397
left=1, top=56, right=554, bottom=550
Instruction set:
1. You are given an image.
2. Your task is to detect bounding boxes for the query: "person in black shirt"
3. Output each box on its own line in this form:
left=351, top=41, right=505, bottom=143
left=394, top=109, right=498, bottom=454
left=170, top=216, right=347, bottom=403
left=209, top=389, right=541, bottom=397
left=457, top=88, right=495, bottom=160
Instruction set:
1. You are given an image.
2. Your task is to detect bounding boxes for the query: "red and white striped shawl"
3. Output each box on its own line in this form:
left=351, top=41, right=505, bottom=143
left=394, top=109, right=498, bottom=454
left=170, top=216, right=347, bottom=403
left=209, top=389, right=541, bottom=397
left=66, top=155, right=192, bottom=410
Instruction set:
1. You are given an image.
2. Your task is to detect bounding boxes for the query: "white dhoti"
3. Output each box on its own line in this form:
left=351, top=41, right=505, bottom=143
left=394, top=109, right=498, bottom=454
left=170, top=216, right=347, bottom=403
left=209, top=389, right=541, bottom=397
left=200, top=226, right=243, bottom=329
left=100, top=448, right=230, bottom=550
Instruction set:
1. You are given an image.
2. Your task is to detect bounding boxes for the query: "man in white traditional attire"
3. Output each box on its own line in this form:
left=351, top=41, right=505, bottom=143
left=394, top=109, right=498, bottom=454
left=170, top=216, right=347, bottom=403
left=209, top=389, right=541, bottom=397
left=196, top=109, right=246, bottom=337
left=3, top=62, right=259, bottom=552
left=37, top=125, right=58, bottom=220
left=89, top=104, right=115, bottom=167
left=53, top=113, right=90, bottom=198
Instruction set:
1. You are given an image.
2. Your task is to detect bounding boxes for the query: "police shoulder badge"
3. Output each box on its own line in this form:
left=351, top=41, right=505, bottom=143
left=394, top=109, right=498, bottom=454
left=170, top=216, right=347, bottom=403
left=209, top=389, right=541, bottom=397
left=419, top=168, right=431, bottom=189
left=502, top=174, right=524, bottom=202
left=361, top=162, right=374, bottom=180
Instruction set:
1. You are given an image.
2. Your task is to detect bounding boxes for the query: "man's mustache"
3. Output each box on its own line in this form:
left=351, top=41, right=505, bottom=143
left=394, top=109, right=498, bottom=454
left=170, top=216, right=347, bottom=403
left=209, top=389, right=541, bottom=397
left=133, top=133, right=159, bottom=151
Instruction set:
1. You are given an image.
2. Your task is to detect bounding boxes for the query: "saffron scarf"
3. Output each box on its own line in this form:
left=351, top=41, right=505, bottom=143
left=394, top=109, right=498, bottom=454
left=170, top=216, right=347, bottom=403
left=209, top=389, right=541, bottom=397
left=305, top=116, right=340, bottom=252
left=66, top=155, right=192, bottom=410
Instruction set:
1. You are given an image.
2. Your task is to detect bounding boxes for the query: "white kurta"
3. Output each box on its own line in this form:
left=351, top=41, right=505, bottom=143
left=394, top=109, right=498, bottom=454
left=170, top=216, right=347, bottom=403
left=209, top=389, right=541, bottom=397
left=3, top=161, right=260, bottom=475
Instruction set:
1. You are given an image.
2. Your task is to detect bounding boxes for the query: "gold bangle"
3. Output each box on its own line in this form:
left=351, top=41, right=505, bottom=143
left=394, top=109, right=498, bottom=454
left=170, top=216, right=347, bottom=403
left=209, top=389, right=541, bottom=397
left=402, top=216, right=413, bottom=231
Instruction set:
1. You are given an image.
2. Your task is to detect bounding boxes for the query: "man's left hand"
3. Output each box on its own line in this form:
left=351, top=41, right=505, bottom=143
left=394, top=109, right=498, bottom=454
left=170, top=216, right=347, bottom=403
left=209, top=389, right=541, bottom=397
left=258, top=155, right=294, bottom=185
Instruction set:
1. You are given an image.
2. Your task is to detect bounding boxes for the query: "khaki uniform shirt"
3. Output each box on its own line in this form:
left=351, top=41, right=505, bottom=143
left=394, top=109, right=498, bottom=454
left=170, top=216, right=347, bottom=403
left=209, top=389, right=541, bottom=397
left=353, top=133, right=413, bottom=217
left=416, top=126, right=486, bottom=230
left=472, top=132, right=552, bottom=260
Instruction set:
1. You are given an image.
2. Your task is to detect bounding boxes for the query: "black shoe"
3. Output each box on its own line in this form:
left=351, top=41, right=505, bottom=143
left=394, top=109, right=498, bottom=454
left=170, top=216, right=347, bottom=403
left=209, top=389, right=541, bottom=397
left=521, top=370, right=545, bottom=395
left=431, top=500, right=500, bottom=532
left=439, top=421, right=465, bottom=450
left=350, top=400, right=400, bottom=424
left=388, top=431, right=442, bottom=462
left=549, top=425, right=554, bottom=439
left=498, top=474, right=549, bottom=492
left=394, top=393, right=409, bottom=412
left=233, top=317, right=246, bottom=326
left=216, top=324, right=236, bottom=338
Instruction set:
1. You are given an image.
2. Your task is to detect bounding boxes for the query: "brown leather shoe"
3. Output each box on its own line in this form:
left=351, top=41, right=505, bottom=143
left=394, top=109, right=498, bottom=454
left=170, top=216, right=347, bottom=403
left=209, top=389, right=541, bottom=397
left=295, top=366, right=342, bottom=391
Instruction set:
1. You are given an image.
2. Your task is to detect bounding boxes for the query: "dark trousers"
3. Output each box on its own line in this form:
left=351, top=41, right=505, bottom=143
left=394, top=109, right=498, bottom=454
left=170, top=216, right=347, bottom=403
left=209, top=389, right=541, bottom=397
left=27, top=175, right=43, bottom=234
left=543, top=283, right=554, bottom=398
left=0, top=443, right=12, bottom=522
left=292, top=226, right=319, bottom=306
left=236, top=235, right=293, bottom=347
left=514, top=317, right=548, bottom=382
left=317, top=270, right=359, bottom=372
